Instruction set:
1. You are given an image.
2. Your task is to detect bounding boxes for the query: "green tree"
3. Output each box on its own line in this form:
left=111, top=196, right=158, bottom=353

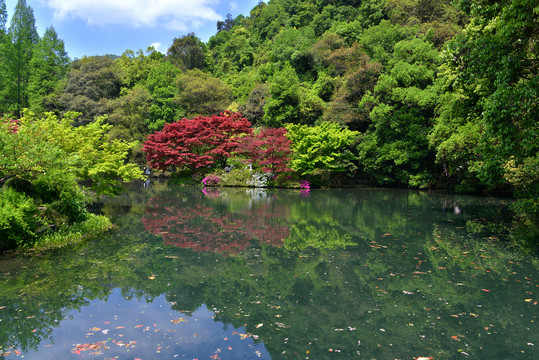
left=28, top=26, right=70, bottom=114
left=6, top=0, right=39, bottom=116
left=58, top=56, right=122, bottom=124
left=106, top=85, right=152, bottom=146
left=285, top=121, right=358, bottom=181
left=358, top=20, right=415, bottom=64
left=26, top=111, right=143, bottom=195
left=0, top=0, right=9, bottom=111
left=0, top=0, right=6, bottom=33
left=115, top=47, right=164, bottom=90
left=211, top=27, right=254, bottom=75
left=386, top=0, right=465, bottom=47
left=311, top=5, right=337, bottom=36
left=217, top=13, right=236, bottom=32
left=288, top=1, right=318, bottom=28
left=431, top=0, right=538, bottom=215
left=0, top=111, right=142, bottom=250
left=252, top=2, right=289, bottom=43
left=145, top=60, right=182, bottom=131
left=167, top=33, right=206, bottom=70
left=224, top=68, right=260, bottom=106
left=263, top=63, right=301, bottom=127
left=357, top=37, right=441, bottom=188
left=263, top=63, right=325, bottom=127
left=241, top=83, right=268, bottom=125
left=312, top=40, right=382, bottom=130
left=270, top=27, right=316, bottom=76
left=174, top=69, right=232, bottom=117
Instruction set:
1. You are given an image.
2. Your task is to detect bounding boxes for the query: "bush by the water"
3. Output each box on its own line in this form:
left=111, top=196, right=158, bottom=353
left=0, top=187, right=38, bottom=250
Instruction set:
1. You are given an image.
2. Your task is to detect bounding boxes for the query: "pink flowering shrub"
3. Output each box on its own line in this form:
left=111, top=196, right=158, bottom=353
left=202, top=174, right=221, bottom=186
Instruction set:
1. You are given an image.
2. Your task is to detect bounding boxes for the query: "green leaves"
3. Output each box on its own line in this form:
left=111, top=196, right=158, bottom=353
left=3, top=111, right=142, bottom=195
left=2, top=0, right=39, bottom=116
left=28, top=26, right=69, bottom=114
left=0, top=187, right=37, bottom=249
left=356, top=37, right=440, bottom=188
left=431, top=0, right=538, bottom=213
left=286, top=122, right=358, bottom=177
left=0, top=111, right=143, bottom=249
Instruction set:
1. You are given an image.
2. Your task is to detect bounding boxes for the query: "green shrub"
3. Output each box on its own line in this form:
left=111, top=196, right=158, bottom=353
left=36, top=214, right=114, bottom=250
left=219, top=168, right=253, bottom=187
left=34, top=172, right=88, bottom=224
left=0, top=188, right=38, bottom=250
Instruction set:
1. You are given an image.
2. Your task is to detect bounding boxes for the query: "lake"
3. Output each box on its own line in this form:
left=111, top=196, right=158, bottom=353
left=0, top=182, right=537, bottom=359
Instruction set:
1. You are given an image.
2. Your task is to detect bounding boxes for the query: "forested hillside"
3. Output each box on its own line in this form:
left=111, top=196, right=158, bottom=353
left=1, top=0, right=537, bottom=249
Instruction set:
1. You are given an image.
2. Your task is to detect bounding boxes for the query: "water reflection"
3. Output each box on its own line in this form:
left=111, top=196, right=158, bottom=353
left=0, top=185, right=537, bottom=359
left=1, top=289, right=270, bottom=359
left=143, top=187, right=289, bottom=254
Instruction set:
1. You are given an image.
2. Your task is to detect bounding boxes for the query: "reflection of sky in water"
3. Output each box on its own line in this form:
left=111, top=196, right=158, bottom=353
left=12, top=289, right=270, bottom=359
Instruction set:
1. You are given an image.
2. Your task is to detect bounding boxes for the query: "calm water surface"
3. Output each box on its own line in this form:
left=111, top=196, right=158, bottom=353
left=1, top=183, right=537, bottom=359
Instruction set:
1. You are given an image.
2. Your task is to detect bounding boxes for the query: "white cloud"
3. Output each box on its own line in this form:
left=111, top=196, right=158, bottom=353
left=42, top=0, right=222, bottom=30
left=150, top=42, right=162, bottom=51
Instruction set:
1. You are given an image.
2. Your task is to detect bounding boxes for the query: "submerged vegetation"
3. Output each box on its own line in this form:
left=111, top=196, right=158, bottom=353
left=0, top=0, right=537, bottom=250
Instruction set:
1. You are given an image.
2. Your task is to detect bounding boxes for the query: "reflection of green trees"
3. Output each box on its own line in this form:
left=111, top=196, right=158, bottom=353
left=284, top=215, right=355, bottom=251
left=1, top=185, right=537, bottom=359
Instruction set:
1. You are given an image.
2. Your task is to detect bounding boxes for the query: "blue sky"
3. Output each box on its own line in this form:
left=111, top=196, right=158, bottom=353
left=5, top=0, right=262, bottom=59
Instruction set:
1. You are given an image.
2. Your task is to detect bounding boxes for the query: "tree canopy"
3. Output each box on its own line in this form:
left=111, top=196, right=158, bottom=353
left=143, top=112, right=252, bottom=172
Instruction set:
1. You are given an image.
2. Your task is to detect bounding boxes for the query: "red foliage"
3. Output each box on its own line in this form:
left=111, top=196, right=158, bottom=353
left=237, top=127, right=292, bottom=174
left=142, top=190, right=289, bottom=255
left=143, top=111, right=252, bottom=171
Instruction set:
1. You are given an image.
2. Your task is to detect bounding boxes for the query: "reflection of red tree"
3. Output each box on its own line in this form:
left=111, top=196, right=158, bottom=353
left=142, top=194, right=289, bottom=255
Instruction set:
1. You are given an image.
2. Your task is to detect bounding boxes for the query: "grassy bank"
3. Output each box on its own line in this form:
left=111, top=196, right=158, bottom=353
left=30, top=214, right=115, bottom=252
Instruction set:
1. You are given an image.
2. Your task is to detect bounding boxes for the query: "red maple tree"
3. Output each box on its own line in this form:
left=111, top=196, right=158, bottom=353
left=237, top=127, right=292, bottom=174
left=143, top=111, right=252, bottom=171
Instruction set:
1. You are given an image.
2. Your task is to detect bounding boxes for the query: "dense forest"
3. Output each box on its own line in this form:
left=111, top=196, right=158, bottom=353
left=0, top=0, right=537, bottom=249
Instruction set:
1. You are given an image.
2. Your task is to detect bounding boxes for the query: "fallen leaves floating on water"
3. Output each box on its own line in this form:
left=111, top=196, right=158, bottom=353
left=71, top=341, right=108, bottom=355
left=171, top=318, right=187, bottom=324
left=232, top=330, right=251, bottom=340
left=0, top=347, right=22, bottom=357
left=113, top=340, right=137, bottom=348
